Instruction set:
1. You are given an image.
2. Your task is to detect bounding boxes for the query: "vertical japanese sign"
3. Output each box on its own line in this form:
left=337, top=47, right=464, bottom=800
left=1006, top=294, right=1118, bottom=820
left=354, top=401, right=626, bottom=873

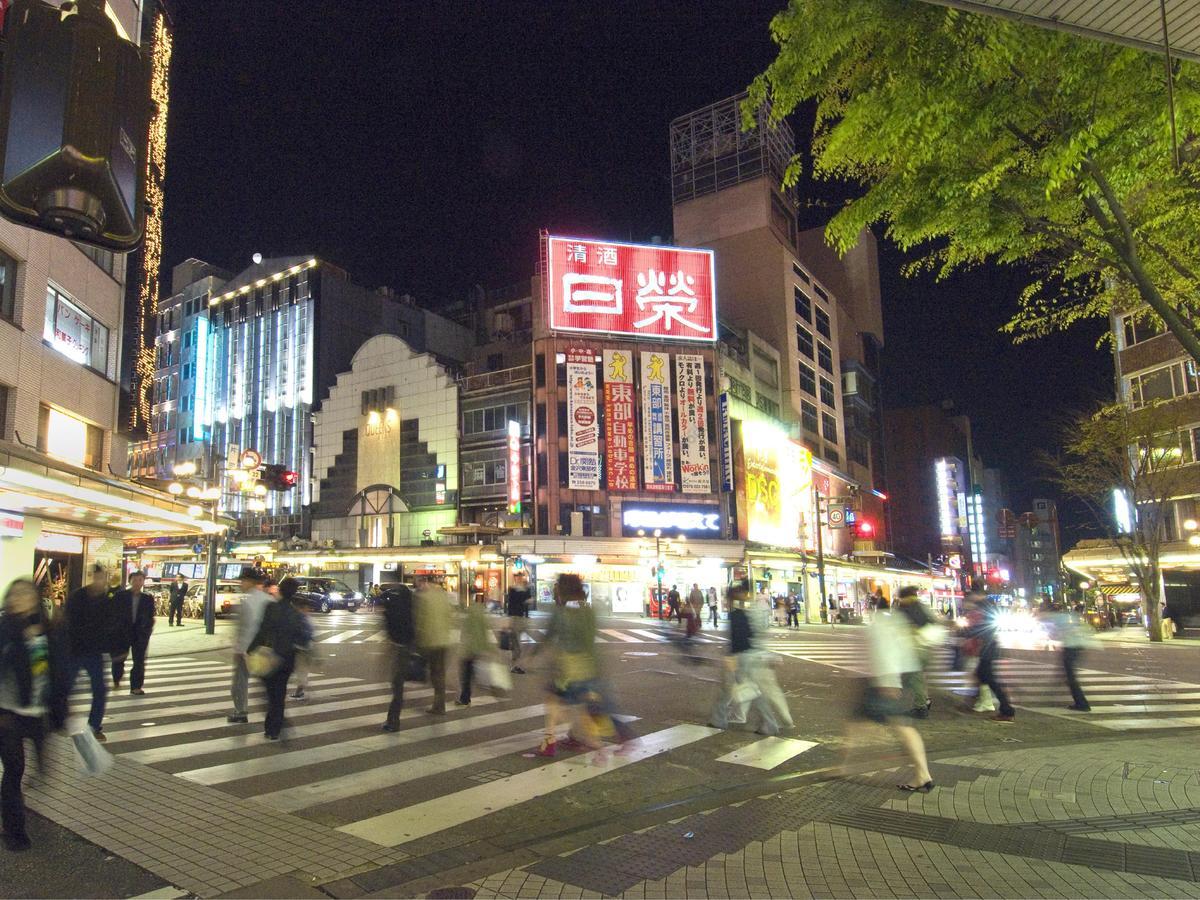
left=717, top=392, right=733, bottom=492
left=566, top=347, right=600, bottom=490
left=640, top=351, right=675, bottom=492
left=675, top=354, right=711, bottom=493
left=603, top=349, right=638, bottom=491
left=507, top=420, right=522, bottom=514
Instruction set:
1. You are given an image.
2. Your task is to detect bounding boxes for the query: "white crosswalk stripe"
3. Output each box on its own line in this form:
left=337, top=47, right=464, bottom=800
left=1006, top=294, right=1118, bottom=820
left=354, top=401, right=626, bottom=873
left=762, top=638, right=1200, bottom=731
left=304, top=622, right=727, bottom=646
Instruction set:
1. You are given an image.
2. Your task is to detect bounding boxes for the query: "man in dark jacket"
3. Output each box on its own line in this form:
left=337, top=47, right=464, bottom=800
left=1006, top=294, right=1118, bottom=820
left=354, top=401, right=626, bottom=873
left=380, top=585, right=416, bottom=732
left=112, top=572, right=155, bottom=695
left=167, top=574, right=188, bottom=626
left=896, top=586, right=937, bottom=717
left=64, top=564, right=115, bottom=740
left=504, top=574, right=531, bottom=674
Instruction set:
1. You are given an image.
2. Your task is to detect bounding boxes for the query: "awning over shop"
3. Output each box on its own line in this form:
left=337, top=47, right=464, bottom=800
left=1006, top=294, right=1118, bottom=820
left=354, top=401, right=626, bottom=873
left=1098, top=584, right=1141, bottom=600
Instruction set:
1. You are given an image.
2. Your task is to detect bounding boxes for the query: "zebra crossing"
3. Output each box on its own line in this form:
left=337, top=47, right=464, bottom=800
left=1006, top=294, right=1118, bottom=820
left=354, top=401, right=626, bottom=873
left=303, top=615, right=727, bottom=646
left=69, top=653, right=813, bottom=850
left=761, top=635, right=1200, bottom=731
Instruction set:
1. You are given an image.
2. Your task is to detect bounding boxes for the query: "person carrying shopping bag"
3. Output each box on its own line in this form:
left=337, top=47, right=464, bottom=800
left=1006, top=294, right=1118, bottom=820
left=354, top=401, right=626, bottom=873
left=246, top=578, right=307, bottom=741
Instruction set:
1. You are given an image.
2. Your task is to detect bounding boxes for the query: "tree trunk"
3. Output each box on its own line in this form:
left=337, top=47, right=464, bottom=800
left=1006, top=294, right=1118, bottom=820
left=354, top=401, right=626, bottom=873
left=1145, top=565, right=1164, bottom=642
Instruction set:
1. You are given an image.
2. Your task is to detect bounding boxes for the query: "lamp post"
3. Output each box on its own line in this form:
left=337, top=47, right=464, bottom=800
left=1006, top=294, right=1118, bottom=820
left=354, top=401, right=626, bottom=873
left=638, top=528, right=665, bottom=619
left=170, top=461, right=224, bottom=635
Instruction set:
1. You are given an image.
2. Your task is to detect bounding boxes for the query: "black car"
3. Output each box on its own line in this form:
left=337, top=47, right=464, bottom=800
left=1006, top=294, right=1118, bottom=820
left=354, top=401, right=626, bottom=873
left=292, top=577, right=362, bottom=613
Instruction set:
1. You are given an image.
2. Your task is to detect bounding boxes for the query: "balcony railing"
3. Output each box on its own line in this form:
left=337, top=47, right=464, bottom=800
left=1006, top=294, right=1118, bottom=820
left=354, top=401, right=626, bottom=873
left=461, top=364, right=532, bottom=393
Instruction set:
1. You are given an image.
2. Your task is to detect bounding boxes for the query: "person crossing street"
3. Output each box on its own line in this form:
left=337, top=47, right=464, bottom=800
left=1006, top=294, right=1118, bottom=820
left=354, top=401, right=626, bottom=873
left=112, top=572, right=155, bottom=696
left=64, top=565, right=116, bottom=742
left=167, top=574, right=188, bottom=627
left=505, top=573, right=531, bottom=674
left=228, top=568, right=272, bottom=725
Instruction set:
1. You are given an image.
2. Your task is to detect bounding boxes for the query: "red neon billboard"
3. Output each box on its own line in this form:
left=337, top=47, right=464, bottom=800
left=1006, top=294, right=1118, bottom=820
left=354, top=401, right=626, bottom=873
left=546, top=236, right=717, bottom=342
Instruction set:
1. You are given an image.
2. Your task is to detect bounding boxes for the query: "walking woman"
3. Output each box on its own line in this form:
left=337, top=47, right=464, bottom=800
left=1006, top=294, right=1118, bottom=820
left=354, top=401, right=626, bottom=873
left=534, top=573, right=599, bottom=756
left=0, top=579, right=69, bottom=851
left=247, top=577, right=307, bottom=740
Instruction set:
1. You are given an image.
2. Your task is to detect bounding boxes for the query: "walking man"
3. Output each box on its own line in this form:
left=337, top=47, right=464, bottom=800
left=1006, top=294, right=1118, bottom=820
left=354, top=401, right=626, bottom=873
left=167, top=573, right=188, bottom=626
left=786, top=593, right=800, bottom=629
left=688, top=583, right=704, bottom=629
left=415, top=578, right=452, bottom=715
left=963, top=581, right=1016, bottom=723
left=1046, top=601, right=1092, bottom=711
left=707, top=586, right=719, bottom=627
left=112, top=572, right=155, bottom=696
left=505, top=573, right=531, bottom=674
left=667, top=585, right=681, bottom=622
left=228, top=567, right=271, bottom=724
left=895, top=586, right=940, bottom=718
left=64, top=564, right=115, bottom=741
left=380, top=584, right=416, bottom=732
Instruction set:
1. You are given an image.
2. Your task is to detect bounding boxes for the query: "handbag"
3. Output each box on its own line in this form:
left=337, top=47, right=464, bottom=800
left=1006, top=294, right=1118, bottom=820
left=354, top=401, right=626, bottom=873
left=246, top=646, right=281, bottom=677
left=498, top=630, right=511, bottom=651
left=72, top=727, right=113, bottom=776
left=405, top=651, right=427, bottom=682
left=479, top=659, right=513, bottom=692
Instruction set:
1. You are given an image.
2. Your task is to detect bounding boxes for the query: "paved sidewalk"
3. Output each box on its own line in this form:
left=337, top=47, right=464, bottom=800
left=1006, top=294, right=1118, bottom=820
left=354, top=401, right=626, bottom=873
left=455, top=734, right=1200, bottom=900
left=1095, top=627, right=1199, bottom=647
left=145, top=616, right=235, bottom=657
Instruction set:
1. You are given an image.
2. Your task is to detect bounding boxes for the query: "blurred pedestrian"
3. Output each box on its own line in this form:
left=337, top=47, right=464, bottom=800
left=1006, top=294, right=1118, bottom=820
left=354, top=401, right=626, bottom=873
left=64, top=564, right=115, bottom=742
left=112, top=571, right=155, bottom=696
left=843, top=596, right=934, bottom=793
left=534, top=573, right=601, bottom=756
left=1045, top=600, right=1093, bottom=711
left=415, top=578, right=452, bottom=715
left=962, top=582, right=1015, bottom=723
left=380, top=584, right=416, bottom=732
left=290, top=590, right=315, bottom=700
left=895, top=586, right=942, bottom=718
left=710, top=583, right=790, bottom=734
left=227, top=567, right=272, bottom=725
left=687, top=583, right=704, bottom=629
left=786, top=593, right=800, bottom=629
left=248, top=577, right=307, bottom=740
left=667, top=585, right=681, bottom=622
left=958, top=593, right=994, bottom=712
left=707, top=587, right=719, bottom=627
left=0, top=579, right=69, bottom=851
left=167, top=574, right=188, bottom=627
left=505, top=573, right=531, bottom=674
left=456, top=594, right=492, bottom=707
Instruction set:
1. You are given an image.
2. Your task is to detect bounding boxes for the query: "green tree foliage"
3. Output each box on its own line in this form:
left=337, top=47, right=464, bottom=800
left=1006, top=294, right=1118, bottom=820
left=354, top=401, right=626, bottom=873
left=746, top=0, right=1200, bottom=359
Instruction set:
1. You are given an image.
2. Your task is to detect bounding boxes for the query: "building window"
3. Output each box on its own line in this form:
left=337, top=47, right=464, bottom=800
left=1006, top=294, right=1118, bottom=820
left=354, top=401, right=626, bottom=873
left=792, top=262, right=810, bottom=284
left=0, top=248, right=15, bottom=322
left=801, top=400, right=818, bottom=434
left=798, top=362, right=816, bottom=396
left=822, top=411, right=838, bottom=444
left=361, top=385, right=396, bottom=415
left=795, top=324, right=813, bottom=359
left=793, top=286, right=811, bottom=321
left=815, top=307, right=831, bottom=339
left=1122, top=313, right=1165, bottom=348
left=817, top=342, right=833, bottom=374
left=819, top=376, right=836, bottom=408
left=0, top=384, right=9, bottom=439
left=38, top=404, right=102, bottom=470
left=755, top=394, right=780, bottom=418
left=463, top=402, right=528, bottom=435
left=1128, top=361, right=1200, bottom=407
left=73, top=242, right=116, bottom=278
left=43, top=285, right=110, bottom=375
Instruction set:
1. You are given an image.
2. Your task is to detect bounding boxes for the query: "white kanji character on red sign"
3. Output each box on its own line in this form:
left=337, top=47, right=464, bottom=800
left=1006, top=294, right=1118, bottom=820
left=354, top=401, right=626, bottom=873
left=633, top=269, right=708, bottom=333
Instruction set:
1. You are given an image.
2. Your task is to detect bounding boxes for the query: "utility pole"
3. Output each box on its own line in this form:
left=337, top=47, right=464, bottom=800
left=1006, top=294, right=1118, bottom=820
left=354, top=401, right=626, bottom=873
left=813, top=483, right=828, bottom=629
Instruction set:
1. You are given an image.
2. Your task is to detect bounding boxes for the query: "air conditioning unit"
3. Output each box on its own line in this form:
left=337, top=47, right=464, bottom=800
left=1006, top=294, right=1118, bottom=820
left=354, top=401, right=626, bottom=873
left=323, top=539, right=336, bottom=549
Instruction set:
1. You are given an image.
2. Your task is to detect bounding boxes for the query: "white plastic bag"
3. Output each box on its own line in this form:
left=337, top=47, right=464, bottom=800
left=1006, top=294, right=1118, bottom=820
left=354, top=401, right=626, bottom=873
left=478, top=659, right=512, bottom=692
left=72, top=727, right=113, bottom=776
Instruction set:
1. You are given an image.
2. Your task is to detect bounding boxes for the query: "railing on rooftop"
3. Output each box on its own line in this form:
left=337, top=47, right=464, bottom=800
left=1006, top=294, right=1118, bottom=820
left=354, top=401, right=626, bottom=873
left=460, top=364, right=532, bottom=393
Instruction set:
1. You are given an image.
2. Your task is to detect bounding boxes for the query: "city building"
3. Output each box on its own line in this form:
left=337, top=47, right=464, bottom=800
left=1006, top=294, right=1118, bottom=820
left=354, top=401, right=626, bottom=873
left=1013, top=498, right=1061, bottom=601
left=136, top=254, right=472, bottom=541
left=0, top=1, right=214, bottom=598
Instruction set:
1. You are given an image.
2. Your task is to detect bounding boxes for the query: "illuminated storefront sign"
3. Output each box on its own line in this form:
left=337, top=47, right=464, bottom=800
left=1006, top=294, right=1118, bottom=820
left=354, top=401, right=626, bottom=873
left=44, top=408, right=89, bottom=467
left=622, top=503, right=721, bottom=537
left=603, top=349, right=638, bottom=491
left=507, top=420, right=522, bottom=514
left=546, top=236, right=717, bottom=341
left=640, top=351, right=675, bottom=491
left=935, top=457, right=967, bottom=546
left=194, top=315, right=212, bottom=437
left=0, top=513, right=24, bottom=537
left=741, top=420, right=812, bottom=549
left=676, top=354, right=711, bottom=493
left=566, top=347, right=600, bottom=490
left=717, top=392, right=733, bottom=492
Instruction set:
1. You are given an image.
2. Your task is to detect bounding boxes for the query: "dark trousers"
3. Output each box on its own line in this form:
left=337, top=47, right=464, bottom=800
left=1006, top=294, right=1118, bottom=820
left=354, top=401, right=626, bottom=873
left=708, top=606, right=718, bottom=627
left=975, top=655, right=1014, bottom=717
left=262, top=665, right=293, bottom=738
left=425, top=647, right=447, bottom=713
left=386, top=643, right=411, bottom=727
left=1063, top=647, right=1089, bottom=709
left=71, top=653, right=107, bottom=731
left=0, top=712, right=43, bottom=842
left=168, top=600, right=184, bottom=626
left=459, top=658, right=476, bottom=704
left=112, top=637, right=149, bottom=691
left=786, top=609, right=799, bottom=627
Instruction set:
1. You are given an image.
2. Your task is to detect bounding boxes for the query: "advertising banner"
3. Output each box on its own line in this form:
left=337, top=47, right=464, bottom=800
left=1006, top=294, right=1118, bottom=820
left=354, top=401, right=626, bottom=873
left=675, top=354, right=711, bottom=494
left=717, top=392, right=733, bottom=492
left=741, top=419, right=812, bottom=549
left=546, top=236, right=717, bottom=342
left=602, top=349, right=638, bottom=491
left=640, top=351, right=675, bottom=492
left=566, top=347, right=600, bottom=490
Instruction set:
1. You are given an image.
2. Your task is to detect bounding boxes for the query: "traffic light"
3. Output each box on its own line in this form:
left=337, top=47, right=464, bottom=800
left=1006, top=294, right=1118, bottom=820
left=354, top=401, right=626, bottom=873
left=0, top=0, right=150, bottom=250
left=855, top=519, right=876, bottom=539
left=259, top=464, right=298, bottom=491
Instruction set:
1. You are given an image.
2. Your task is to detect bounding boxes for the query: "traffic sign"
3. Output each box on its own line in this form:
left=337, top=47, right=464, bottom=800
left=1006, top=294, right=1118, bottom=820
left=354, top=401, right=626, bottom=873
left=828, top=506, right=846, bottom=528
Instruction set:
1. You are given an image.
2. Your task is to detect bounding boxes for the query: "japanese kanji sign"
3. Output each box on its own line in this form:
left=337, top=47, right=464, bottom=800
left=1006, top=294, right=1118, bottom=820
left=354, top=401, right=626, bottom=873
left=603, top=349, right=638, bottom=491
left=640, top=351, right=675, bottom=492
left=566, top=347, right=600, bottom=490
left=675, top=354, right=711, bottom=494
left=546, top=236, right=717, bottom=342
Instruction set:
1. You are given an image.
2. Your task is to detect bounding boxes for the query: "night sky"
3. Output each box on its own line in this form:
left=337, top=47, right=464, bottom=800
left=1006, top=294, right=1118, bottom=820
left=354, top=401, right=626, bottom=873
left=162, top=1, right=1112, bottom=539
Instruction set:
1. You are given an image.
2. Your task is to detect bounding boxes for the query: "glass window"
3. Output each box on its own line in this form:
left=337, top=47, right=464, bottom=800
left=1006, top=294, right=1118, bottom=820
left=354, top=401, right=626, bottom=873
left=822, top=411, right=839, bottom=444
left=793, top=286, right=811, bottom=321
left=815, top=307, right=831, bottom=339
left=0, top=249, right=15, bottom=321
left=43, top=285, right=109, bottom=374
left=38, top=404, right=102, bottom=470
left=798, top=362, right=816, bottom=396
left=1136, top=366, right=1176, bottom=405
left=818, top=343, right=833, bottom=374
left=795, top=324, right=813, bottom=359
left=820, top=376, right=836, bottom=407
left=801, top=400, right=818, bottom=434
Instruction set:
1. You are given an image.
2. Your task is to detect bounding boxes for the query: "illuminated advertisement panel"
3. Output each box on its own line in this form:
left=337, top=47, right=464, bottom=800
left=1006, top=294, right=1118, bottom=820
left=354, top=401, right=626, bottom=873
left=741, top=420, right=812, bottom=549
left=676, top=354, right=711, bottom=493
left=546, top=236, right=716, bottom=341
left=507, top=420, right=522, bottom=514
left=566, top=347, right=599, bottom=489
left=640, top=350, right=675, bottom=492
left=603, top=349, right=638, bottom=491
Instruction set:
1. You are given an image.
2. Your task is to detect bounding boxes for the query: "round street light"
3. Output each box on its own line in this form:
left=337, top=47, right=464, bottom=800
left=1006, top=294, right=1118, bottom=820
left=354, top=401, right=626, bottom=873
left=185, top=485, right=201, bottom=499
left=201, top=486, right=221, bottom=501
left=186, top=505, right=203, bottom=518
left=253, top=483, right=267, bottom=496
left=1189, top=534, right=1200, bottom=548
left=1185, top=519, right=1198, bottom=532
left=167, top=482, right=184, bottom=496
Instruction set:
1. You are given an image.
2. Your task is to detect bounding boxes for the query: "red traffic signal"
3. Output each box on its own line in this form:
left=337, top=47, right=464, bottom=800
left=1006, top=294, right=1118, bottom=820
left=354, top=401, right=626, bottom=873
left=855, top=519, right=875, bottom=538
left=259, top=464, right=298, bottom=491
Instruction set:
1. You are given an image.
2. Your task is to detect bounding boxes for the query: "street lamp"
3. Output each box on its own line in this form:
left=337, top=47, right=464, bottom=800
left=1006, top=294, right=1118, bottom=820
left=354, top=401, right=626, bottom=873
left=638, top=528, right=666, bottom=619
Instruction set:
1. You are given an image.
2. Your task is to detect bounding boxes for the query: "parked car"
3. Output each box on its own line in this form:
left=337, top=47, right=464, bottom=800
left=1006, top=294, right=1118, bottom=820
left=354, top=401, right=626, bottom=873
left=292, top=577, right=362, bottom=613
left=213, top=581, right=244, bottom=617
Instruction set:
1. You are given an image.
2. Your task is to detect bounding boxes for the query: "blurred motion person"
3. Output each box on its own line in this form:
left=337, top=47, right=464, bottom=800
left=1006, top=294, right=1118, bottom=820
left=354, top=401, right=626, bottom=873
left=843, top=596, right=934, bottom=793
left=1045, top=600, right=1092, bottom=711
left=688, top=583, right=704, bottom=629
left=167, top=573, right=188, bottom=626
left=290, top=589, right=315, bottom=700
left=227, top=567, right=272, bottom=725
left=710, top=582, right=790, bottom=735
left=380, top=583, right=415, bottom=732
left=415, top=578, right=452, bottom=715
left=707, top=586, right=719, bottom=627
left=505, top=573, right=531, bottom=674
left=248, top=577, right=307, bottom=740
left=64, top=564, right=115, bottom=741
left=456, top=594, right=492, bottom=706
left=534, top=573, right=600, bottom=756
left=0, top=579, right=68, bottom=851
left=112, top=571, right=155, bottom=696
left=895, top=586, right=941, bottom=718
left=963, top=582, right=1015, bottom=723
